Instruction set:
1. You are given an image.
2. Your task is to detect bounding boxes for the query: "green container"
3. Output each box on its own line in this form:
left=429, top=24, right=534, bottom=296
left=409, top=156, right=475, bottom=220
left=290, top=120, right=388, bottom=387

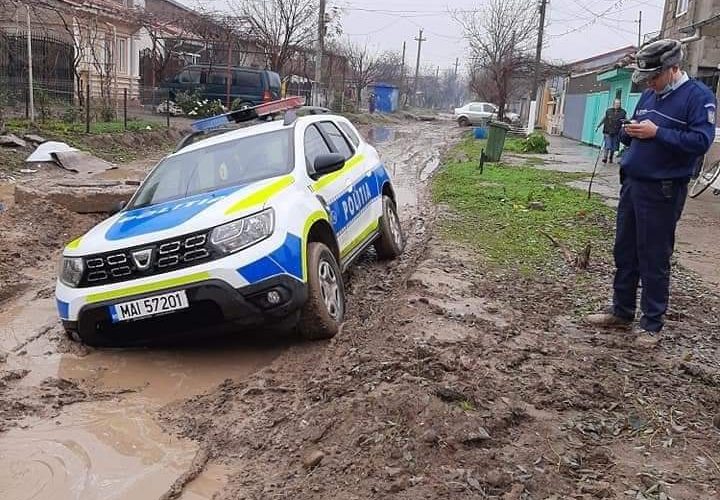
left=485, top=121, right=511, bottom=162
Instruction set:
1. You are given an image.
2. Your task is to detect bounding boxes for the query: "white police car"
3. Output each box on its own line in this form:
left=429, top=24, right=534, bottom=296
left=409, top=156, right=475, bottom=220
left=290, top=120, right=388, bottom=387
left=56, top=103, right=404, bottom=346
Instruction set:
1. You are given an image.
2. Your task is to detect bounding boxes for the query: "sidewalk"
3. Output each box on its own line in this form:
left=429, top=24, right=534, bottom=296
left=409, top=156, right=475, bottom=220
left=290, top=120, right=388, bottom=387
left=507, top=135, right=720, bottom=286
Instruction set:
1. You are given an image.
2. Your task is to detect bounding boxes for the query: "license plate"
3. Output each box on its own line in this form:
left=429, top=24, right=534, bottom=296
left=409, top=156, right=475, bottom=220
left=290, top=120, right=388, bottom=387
left=109, top=290, right=189, bottom=323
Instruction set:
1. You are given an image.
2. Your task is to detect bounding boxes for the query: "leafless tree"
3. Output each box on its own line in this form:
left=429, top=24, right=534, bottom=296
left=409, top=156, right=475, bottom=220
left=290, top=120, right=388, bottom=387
left=342, top=41, right=401, bottom=107
left=454, top=0, right=537, bottom=120
left=229, top=0, right=317, bottom=74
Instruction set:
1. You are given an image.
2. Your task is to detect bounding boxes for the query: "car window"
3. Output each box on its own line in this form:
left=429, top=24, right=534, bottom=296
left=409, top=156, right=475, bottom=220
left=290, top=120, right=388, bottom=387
left=208, top=71, right=228, bottom=86
left=338, top=122, right=360, bottom=147
left=176, top=69, right=201, bottom=84
left=469, top=104, right=483, bottom=112
left=266, top=71, right=281, bottom=91
left=233, top=70, right=262, bottom=89
left=318, top=122, right=353, bottom=160
left=486, top=104, right=498, bottom=113
left=304, top=125, right=332, bottom=175
left=128, top=130, right=294, bottom=209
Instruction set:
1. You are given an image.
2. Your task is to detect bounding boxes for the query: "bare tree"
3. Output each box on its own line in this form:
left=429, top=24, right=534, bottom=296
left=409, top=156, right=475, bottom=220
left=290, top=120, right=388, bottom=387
left=342, top=41, right=401, bottom=108
left=454, top=0, right=537, bottom=120
left=229, top=0, right=317, bottom=74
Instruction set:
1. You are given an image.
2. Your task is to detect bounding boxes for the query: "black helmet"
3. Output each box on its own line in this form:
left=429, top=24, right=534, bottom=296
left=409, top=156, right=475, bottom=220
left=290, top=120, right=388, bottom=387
left=632, top=39, right=683, bottom=83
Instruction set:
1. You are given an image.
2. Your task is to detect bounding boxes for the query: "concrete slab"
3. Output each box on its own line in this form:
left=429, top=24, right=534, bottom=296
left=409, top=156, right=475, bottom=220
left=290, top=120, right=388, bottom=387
left=15, top=178, right=136, bottom=213
left=52, top=151, right=116, bottom=175
left=26, top=141, right=79, bottom=163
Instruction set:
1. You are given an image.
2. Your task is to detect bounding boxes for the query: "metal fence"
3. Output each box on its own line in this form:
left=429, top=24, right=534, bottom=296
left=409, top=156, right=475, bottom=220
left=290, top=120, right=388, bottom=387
left=2, top=80, right=184, bottom=131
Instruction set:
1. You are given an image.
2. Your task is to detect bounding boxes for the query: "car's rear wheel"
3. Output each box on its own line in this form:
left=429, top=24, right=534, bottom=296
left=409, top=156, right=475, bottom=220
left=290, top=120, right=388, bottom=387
left=458, top=116, right=470, bottom=127
left=298, top=242, right=345, bottom=340
left=374, top=195, right=405, bottom=260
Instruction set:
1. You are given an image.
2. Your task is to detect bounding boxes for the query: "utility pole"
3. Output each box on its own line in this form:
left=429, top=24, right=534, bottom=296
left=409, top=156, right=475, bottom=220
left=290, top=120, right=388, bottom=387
left=314, top=0, right=326, bottom=106
left=530, top=0, right=548, bottom=129
left=401, top=41, right=406, bottom=101
left=637, top=11, right=642, bottom=48
left=454, top=57, right=459, bottom=78
left=412, top=29, right=426, bottom=107
left=26, top=4, right=34, bottom=124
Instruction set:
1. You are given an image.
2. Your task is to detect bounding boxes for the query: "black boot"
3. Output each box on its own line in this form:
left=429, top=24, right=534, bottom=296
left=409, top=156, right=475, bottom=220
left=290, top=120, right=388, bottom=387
left=609, top=152, right=614, bottom=163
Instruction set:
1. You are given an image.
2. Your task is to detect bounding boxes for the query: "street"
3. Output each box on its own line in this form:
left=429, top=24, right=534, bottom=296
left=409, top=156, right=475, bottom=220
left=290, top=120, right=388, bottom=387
left=1, top=119, right=719, bottom=499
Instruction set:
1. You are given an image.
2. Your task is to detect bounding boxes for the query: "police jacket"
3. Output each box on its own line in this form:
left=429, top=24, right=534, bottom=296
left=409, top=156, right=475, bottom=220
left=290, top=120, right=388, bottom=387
left=599, top=108, right=627, bottom=134
left=620, top=77, right=716, bottom=180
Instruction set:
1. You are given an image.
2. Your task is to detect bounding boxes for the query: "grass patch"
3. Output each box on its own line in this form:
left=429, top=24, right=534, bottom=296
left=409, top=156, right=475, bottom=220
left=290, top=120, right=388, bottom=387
left=6, top=117, right=162, bottom=136
left=503, top=137, right=526, bottom=153
left=3, top=117, right=175, bottom=164
left=433, top=135, right=614, bottom=274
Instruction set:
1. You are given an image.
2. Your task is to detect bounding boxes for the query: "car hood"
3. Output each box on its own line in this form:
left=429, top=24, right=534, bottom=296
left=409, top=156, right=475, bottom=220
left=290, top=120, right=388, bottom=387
left=64, top=175, right=295, bottom=256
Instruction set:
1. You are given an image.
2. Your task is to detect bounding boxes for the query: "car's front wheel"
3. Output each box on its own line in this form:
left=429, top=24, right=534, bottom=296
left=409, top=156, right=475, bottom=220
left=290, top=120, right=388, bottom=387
left=374, top=195, right=405, bottom=260
left=298, top=242, right=345, bottom=340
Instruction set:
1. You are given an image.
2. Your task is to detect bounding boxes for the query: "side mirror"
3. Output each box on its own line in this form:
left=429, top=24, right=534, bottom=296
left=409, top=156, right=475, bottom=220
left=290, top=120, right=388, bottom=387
left=110, top=200, right=126, bottom=215
left=312, top=153, right=345, bottom=178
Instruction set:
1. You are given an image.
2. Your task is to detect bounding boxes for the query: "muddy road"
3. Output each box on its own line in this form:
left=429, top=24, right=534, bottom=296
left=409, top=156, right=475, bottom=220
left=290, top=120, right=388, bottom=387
left=0, top=119, right=458, bottom=500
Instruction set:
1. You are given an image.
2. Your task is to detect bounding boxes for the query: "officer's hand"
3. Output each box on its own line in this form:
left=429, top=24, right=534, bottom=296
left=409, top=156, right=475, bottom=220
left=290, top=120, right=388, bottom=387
left=624, top=120, right=657, bottom=139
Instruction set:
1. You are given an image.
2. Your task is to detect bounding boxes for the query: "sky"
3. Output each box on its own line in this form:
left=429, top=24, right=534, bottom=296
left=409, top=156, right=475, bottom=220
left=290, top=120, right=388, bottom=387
left=185, top=0, right=666, bottom=74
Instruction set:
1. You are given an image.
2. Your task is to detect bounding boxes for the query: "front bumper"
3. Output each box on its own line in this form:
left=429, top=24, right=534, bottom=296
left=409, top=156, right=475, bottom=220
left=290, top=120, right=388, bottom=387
left=62, top=275, right=307, bottom=343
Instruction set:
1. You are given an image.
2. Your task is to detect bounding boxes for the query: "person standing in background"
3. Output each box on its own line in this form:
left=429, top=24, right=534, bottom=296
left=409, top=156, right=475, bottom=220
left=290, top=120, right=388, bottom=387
left=596, top=99, right=627, bottom=163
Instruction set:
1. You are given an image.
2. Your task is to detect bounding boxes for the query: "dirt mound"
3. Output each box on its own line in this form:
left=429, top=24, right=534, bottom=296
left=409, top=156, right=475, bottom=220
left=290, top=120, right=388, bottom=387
left=0, top=197, right=100, bottom=303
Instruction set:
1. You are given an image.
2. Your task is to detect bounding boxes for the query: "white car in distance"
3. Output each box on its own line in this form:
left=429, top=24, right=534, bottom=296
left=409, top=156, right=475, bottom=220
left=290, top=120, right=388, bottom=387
left=453, top=102, right=519, bottom=126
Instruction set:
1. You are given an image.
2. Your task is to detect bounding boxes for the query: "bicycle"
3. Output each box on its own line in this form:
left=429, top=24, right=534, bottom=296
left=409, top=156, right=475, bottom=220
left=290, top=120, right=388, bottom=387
left=689, top=157, right=720, bottom=198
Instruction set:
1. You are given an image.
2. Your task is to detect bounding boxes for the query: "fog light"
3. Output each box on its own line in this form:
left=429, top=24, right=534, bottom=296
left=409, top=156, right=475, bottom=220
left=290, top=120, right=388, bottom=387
left=267, top=290, right=282, bottom=305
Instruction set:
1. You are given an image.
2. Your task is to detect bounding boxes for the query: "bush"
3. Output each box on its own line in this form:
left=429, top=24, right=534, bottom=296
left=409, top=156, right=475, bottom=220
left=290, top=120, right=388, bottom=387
left=522, top=132, right=549, bottom=154
left=175, top=89, right=225, bottom=118
left=231, top=98, right=252, bottom=111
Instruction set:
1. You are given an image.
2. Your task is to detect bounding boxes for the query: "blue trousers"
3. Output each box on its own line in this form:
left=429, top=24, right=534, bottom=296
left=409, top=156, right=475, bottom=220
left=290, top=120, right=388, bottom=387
left=612, top=176, right=688, bottom=332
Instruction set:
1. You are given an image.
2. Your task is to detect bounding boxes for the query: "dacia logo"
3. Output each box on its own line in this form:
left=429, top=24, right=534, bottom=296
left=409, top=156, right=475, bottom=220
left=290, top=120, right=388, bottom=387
left=132, top=248, right=153, bottom=270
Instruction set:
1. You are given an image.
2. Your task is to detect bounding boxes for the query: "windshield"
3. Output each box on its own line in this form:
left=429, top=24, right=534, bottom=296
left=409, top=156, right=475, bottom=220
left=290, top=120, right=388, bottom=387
left=128, top=129, right=294, bottom=209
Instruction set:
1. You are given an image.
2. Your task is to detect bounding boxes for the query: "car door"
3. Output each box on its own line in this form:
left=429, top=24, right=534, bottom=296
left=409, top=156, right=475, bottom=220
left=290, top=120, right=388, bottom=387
left=306, top=121, right=369, bottom=256
left=468, top=103, right=484, bottom=124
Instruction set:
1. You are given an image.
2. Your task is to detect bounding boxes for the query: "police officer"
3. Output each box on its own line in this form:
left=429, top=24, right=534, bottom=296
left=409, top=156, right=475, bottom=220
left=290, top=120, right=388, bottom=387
left=586, top=39, right=716, bottom=347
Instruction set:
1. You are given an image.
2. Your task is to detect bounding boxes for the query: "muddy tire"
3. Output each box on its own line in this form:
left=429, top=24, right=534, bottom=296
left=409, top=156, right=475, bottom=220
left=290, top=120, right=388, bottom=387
left=298, top=242, right=345, bottom=340
left=458, top=116, right=470, bottom=127
left=374, top=195, right=405, bottom=260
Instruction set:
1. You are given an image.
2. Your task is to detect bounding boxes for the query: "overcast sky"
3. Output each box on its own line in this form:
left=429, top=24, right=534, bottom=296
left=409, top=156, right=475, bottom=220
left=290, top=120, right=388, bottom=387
left=186, top=0, right=666, bottom=73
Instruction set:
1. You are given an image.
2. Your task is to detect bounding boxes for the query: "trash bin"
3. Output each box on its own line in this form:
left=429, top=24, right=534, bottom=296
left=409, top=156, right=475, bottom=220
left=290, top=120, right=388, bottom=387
left=485, top=121, right=511, bottom=162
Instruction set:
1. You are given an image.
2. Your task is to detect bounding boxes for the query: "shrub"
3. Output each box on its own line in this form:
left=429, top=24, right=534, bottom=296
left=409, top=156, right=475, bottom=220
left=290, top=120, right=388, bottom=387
left=176, top=89, right=225, bottom=118
left=522, top=132, right=549, bottom=154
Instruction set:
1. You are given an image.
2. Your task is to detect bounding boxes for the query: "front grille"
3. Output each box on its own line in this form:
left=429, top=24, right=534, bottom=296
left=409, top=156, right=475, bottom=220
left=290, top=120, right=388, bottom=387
left=78, top=230, right=217, bottom=287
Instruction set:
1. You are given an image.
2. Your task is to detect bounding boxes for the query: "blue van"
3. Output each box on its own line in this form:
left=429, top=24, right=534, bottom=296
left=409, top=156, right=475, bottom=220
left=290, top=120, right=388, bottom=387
left=165, top=65, right=281, bottom=107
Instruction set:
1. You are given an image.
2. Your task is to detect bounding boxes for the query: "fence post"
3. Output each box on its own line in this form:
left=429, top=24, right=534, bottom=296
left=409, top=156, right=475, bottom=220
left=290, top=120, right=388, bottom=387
left=123, top=88, right=127, bottom=130
left=166, top=89, right=170, bottom=128
left=25, top=87, right=29, bottom=120
left=85, top=81, right=90, bottom=134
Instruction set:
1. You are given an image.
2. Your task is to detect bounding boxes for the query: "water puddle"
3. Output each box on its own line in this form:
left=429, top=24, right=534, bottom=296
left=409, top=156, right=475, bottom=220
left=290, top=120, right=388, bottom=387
left=0, top=291, right=284, bottom=500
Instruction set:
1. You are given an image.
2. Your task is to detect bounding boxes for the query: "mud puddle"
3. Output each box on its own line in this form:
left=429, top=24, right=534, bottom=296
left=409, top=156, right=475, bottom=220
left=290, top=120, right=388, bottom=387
left=370, top=121, right=455, bottom=209
left=1, top=285, right=286, bottom=499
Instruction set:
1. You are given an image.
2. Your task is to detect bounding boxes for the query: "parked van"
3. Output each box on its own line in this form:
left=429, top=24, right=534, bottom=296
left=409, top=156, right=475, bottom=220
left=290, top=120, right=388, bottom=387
left=164, top=65, right=281, bottom=107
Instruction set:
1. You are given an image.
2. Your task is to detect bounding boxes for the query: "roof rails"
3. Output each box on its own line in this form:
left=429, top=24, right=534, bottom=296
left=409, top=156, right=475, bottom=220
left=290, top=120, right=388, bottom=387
left=175, top=96, right=305, bottom=152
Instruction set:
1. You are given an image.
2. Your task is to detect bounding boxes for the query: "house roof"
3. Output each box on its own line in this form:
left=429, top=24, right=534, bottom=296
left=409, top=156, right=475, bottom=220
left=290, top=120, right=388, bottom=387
left=569, top=45, right=637, bottom=73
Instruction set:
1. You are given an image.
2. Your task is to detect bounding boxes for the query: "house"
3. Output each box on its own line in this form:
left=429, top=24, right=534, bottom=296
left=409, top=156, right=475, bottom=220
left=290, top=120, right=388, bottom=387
left=0, top=0, right=143, bottom=102
left=552, top=46, right=640, bottom=146
left=660, top=0, right=720, bottom=93
left=139, top=0, right=266, bottom=91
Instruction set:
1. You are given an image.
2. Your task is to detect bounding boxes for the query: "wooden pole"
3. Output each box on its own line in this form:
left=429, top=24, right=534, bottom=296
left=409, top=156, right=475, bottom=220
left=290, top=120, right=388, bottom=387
left=85, top=80, right=90, bottom=133
left=26, top=5, right=34, bottom=124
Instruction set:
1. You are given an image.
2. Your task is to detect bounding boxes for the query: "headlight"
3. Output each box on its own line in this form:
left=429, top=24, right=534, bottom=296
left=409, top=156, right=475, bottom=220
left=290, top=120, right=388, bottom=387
left=59, top=257, right=84, bottom=287
left=210, top=208, right=274, bottom=254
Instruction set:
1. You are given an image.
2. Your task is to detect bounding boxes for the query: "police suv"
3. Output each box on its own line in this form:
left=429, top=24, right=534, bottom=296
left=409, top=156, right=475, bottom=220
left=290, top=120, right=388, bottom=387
left=56, top=100, right=404, bottom=345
